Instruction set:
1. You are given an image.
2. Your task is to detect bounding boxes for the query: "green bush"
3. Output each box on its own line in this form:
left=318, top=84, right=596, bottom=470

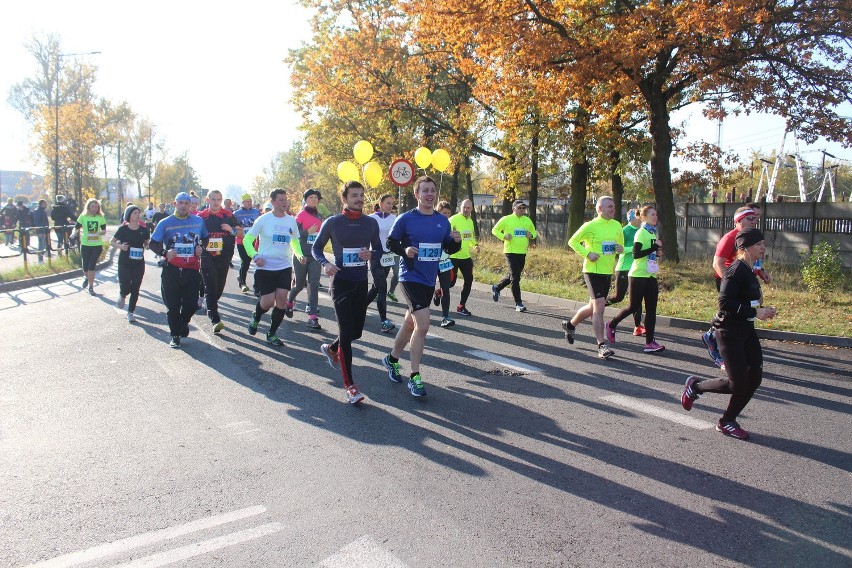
left=801, top=241, right=843, bottom=303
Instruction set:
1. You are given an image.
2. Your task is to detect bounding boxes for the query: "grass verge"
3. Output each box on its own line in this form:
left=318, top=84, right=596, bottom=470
left=473, top=241, right=852, bottom=338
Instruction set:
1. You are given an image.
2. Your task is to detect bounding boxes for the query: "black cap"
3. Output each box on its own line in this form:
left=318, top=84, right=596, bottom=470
left=303, top=189, right=322, bottom=201
left=735, top=228, right=765, bottom=250
left=512, top=199, right=527, bottom=208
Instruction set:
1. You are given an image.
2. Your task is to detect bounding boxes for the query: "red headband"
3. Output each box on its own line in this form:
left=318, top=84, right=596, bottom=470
left=734, top=209, right=755, bottom=223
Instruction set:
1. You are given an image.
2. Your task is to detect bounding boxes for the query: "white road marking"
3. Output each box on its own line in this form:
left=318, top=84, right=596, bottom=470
left=601, top=395, right=714, bottom=429
left=110, top=522, right=285, bottom=568
left=465, top=350, right=542, bottom=373
left=318, top=535, right=409, bottom=568
left=193, top=322, right=227, bottom=352
left=22, top=505, right=267, bottom=568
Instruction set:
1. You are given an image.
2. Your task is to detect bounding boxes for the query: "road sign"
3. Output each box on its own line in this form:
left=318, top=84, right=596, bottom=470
left=389, top=159, right=415, bottom=187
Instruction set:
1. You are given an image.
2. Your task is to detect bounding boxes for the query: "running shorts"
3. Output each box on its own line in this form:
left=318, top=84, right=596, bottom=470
left=254, top=267, right=292, bottom=295
left=584, top=272, right=612, bottom=299
left=400, top=281, right=434, bottom=313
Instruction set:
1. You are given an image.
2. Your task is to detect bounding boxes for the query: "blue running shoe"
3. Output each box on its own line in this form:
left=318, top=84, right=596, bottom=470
left=408, top=374, right=427, bottom=397
left=382, top=355, right=403, bottom=383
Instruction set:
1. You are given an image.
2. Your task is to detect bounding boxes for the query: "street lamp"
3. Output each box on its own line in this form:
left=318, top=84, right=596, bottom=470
left=54, top=50, right=101, bottom=201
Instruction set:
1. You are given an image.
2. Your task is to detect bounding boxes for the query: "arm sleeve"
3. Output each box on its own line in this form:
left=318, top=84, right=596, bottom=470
left=290, top=232, right=303, bottom=257
left=632, top=240, right=658, bottom=259
left=243, top=237, right=257, bottom=258
left=567, top=223, right=590, bottom=258
left=311, top=219, right=331, bottom=264
left=443, top=229, right=462, bottom=255
left=149, top=240, right=164, bottom=256
left=718, top=265, right=757, bottom=320
left=386, top=236, right=407, bottom=256
left=527, top=219, right=537, bottom=240
left=491, top=217, right=505, bottom=239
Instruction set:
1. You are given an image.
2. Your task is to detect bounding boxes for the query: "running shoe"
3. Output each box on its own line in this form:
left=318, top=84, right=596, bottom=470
left=386, top=292, right=398, bottom=302
left=681, top=375, right=701, bottom=411
left=633, top=324, right=646, bottom=336
left=266, top=332, right=284, bottom=346
left=321, top=343, right=340, bottom=368
left=127, top=312, right=135, bottom=323
left=561, top=321, right=575, bottom=345
left=408, top=374, right=427, bottom=397
left=491, top=284, right=500, bottom=302
left=241, top=284, right=250, bottom=293
left=117, top=294, right=125, bottom=309
left=440, top=317, right=455, bottom=328
left=285, top=301, right=294, bottom=318
left=456, top=305, right=472, bottom=317
left=213, top=321, right=225, bottom=334
left=380, top=319, right=395, bottom=333
left=716, top=420, right=749, bottom=440
left=433, top=289, right=442, bottom=306
left=248, top=317, right=259, bottom=335
left=382, top=355, right=402, bottom=383
left=515, top=303, right=527, bottom=312
left=306, top=317, right=322, bottom=330
left=88, top=287, right=96, bottom=296
left=702, top=329, right=724, bottom=368
left=605, top=321, right=616, bottom=344
left=346, top=385, right=365, bottom=405
left=598, top=344, right=615, bottom=359
left=169, top=336, right=181, bottom=349
left=643, top=341, right=665, bottom=353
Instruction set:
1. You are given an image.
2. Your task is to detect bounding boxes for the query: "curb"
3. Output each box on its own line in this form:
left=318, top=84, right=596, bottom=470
left=469, top=281, right=851, bottom=348
left=0, top=248, right=116, bottom=294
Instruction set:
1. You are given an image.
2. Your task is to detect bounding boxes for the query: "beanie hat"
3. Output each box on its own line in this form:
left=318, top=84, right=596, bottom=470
left=124, top=205, right=141, bottom=223
left=735, top=228, right=764, bottom=250
left=241, top=193, right=253, bottom=202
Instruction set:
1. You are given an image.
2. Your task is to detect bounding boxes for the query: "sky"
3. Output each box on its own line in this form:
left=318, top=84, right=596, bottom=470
left=1, top=1, right=849, bottom=201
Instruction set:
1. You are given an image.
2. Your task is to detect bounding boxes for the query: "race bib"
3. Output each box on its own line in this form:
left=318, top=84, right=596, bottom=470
left=272, top=233, right=290, bottom=244
left=380, top=252, right=396, bottom=267
left=306, top=233, right=318, bottom=245
left=513, top=228, right=527, bottom=238
left=87, top=234, right=100, bottom=242
left=129, top=247, right=143, bottom=260
left=418, top=243, right=441, bottom=261
left=206, top=237, right=223, bottom=252
left=646, top=253, right=659, bottom=274
left=462, top=231, right=473, bottom=242
left=439, top=258, right=453, bottom=273
left=753, top=258, right=762, bottom=272
left=342, top=247, right=366, bottom=267
left=601, top=240, right=617, bottom=255
left=174, top=243, right=194, bottom=258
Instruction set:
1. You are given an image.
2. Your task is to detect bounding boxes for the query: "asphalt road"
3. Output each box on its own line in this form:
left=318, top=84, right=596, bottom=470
left=1, top=253, right=850, bottom=567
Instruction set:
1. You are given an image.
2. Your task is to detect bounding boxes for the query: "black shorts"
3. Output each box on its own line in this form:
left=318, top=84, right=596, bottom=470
left=81, top=245, right=101, bottom=271
left=254, top=267, right=292, bottom=296
left=400, top=281, right=434, bottom=313
left=584, top=273, right=612, bottom=300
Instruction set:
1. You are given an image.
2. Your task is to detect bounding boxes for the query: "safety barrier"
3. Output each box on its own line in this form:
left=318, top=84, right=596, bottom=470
left=0, top=225, right=79, bottom=273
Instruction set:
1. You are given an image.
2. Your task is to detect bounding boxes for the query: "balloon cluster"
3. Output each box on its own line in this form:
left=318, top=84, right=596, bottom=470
left=413, top=147, right=451, bottom=172
left=337, top=140, right=385, bottom=188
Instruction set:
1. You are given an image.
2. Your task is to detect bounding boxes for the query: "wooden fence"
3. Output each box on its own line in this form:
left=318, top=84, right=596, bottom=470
left=474, top=201, right=852, bottom=268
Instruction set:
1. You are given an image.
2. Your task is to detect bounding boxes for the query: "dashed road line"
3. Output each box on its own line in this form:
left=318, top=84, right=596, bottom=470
left=465, top=350, right=542, bottom=374
left=318, top=535, right=409, bottom=568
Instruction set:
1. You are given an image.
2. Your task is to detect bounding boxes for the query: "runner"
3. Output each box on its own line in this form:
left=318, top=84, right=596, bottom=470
left=74, top=198, right=107, bottom=296
left=563, top=196, right=625, bottom=359
left=703, top=205, right=770, bottom=368
left=287, top=189, right=325, bottom=330
left=381, top=176, right=461, bottom=397
left=197, top=190, right=242, bottom=333
left=681, top=228, right=777, bottom=440
left=149, top=192, right=208, bottom=348
left=490, top=199, right=538, bottom=312
left=605, top=205, right=665, bottom=353
left=312, top=181, right=384, bottom=404
left=110, top=204, right=150, bottom=322
left=233, top=193, right=261, bottom=293
left=607, top=208, right=644, bottom=336
left=434, top=201, right=456, bottom=327
left=243, top=188, right=302, bottom=347
left=448, top=198, right=478, bottom=317
left=366, top=194, right=398, bottom=332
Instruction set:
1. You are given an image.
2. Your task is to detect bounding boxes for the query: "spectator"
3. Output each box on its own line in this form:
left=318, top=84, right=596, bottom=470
left=51, top=195, right=75, bottom=253
left=32, top=199, right=50, bottom=263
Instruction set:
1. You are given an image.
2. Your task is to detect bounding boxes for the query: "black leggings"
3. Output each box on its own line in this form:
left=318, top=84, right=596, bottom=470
left=201, top=257, right=230, bottom=321
left=366, top=266, right=390, bottom=320
left=118, top=261, right=145, bottom=312
left=81, top=245, right=101, bottom=271
left=696, top=325, right=763, bottom=422
left=329, top=278, right=369, bottom=388
left=611, top=276, right=656, bottom=340
left=160, top=265, right=201, bottom=336
left=607, top=270, right=629, bottom=305
left=237, top=244, right=251, bottom=285
left=438, top=268, right=453, bottom=317
left=450, top=257, right=473, bottom=307
left=496, top=253, right=525, bottom=304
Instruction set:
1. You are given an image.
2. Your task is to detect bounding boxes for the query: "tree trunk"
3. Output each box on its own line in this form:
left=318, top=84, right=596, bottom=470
left=567, top=156, right=588, bottom=239
left=647, top=94, right=679, bottom=261
left=450, top=167, right=459, bottom=211
left=529, top=129, right=539, bottom=229
left=465, top=155, right=478, bottom=237
left=610, top=150, right=624, bottom=221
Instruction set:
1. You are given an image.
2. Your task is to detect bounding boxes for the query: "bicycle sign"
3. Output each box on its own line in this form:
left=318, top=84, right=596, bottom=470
left=389, top=159, right=415, bottom=187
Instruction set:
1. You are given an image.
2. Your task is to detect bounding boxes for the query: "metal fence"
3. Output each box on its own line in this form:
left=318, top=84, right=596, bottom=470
left=0, top=225, right=79, bottom=273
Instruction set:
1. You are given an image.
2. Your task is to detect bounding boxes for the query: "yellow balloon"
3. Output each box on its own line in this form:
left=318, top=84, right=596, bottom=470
left=414, top=147, right=432, bottom=169
left=363, top=161, right=384, bottom=188
left=431, top=148, right=451, bottom=172
left=337, top=161, right=360, bottom=183
left=353, top=140, right=374, bottom=164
